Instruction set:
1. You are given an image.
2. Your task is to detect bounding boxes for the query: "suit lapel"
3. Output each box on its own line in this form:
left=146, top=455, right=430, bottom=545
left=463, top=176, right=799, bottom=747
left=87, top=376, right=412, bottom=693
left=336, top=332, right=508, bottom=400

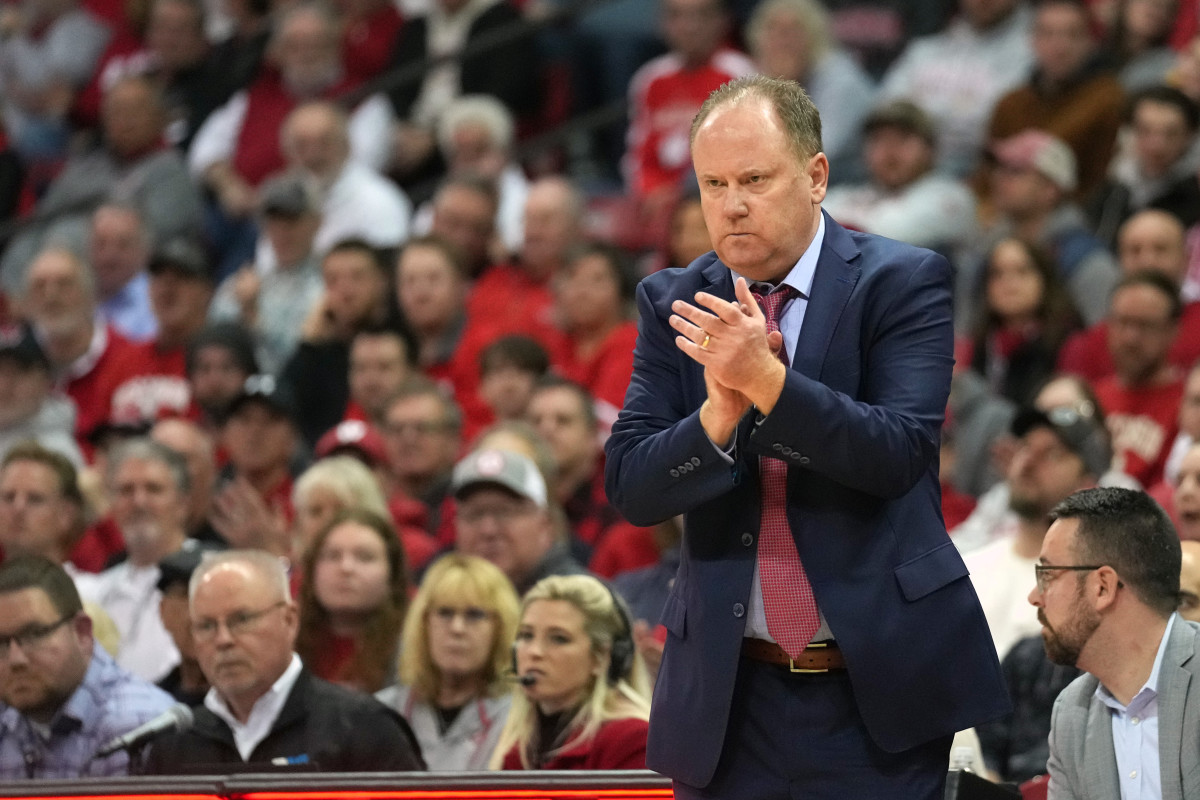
left=1083, top=695, right=1121, bottom=799
left=1158, top=621, right=1195, bottom=800
left=791, top=214, right=861, bottom=380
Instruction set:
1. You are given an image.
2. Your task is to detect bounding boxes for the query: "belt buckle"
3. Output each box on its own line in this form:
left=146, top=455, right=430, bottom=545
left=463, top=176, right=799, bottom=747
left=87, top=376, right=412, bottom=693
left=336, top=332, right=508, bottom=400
left=788, top=641, right=829, bottom=674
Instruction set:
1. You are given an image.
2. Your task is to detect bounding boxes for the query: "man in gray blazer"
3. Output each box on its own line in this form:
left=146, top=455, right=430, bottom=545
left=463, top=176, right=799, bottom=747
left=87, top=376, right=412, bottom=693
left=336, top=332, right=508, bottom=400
left=1029, top=487, right=1200, bottom=800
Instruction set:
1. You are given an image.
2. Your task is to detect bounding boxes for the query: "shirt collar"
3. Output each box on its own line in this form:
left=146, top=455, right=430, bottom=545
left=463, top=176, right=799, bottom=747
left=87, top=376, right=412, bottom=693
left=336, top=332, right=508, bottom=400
left=204, top=652, right=303, bottom=729
left=1096, top=612, right=1177, bottom=713
left=730, top=212, right=825, bottom=299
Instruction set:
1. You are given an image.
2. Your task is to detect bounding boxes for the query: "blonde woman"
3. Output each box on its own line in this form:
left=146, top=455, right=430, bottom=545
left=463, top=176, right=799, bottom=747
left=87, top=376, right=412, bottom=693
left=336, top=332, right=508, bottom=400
left=377, top=553, right=520, bottom=770
left=492, top=574, right=650, bottom=770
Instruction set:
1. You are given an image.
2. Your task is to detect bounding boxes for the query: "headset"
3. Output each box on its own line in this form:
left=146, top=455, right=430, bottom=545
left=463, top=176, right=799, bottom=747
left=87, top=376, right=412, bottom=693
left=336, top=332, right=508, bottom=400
left=512, top=579, right=636, bottom=686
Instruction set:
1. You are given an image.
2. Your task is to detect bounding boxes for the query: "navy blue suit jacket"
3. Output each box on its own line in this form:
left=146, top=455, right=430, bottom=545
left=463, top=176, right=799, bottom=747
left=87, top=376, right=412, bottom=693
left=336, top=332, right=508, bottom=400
left=605, top=214, right=1011, bottom=789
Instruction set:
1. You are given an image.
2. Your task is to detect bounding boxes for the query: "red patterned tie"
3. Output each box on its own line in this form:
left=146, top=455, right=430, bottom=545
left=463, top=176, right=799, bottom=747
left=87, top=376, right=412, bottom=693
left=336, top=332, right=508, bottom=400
left=752, top=284, right=820, bottom=661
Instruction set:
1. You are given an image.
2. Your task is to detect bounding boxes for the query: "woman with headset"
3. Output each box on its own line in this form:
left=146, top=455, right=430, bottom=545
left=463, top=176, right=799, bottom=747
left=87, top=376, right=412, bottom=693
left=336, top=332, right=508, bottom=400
left=491, top=574, right=651, bottom=770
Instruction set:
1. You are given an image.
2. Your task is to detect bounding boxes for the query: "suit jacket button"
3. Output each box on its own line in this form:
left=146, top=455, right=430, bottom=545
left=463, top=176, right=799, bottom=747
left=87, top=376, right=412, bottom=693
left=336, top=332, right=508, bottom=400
left=781, top=446, right=792, bottom=456
left=798, top=456, right=810, bottom=464
left=690, top=456, right=701, bottom=466
left=732, top=603, right=745, bottom=618
left=669, top=468, right=679, bottom=478
left=741, top=532, right=753, bottom=546
left=772, top=443, right=783, bottom=451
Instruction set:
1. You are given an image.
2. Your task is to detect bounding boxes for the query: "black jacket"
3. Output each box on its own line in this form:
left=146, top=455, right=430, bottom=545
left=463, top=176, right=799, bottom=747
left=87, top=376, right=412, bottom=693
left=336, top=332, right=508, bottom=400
left=143, top=668, right=425, bottom=773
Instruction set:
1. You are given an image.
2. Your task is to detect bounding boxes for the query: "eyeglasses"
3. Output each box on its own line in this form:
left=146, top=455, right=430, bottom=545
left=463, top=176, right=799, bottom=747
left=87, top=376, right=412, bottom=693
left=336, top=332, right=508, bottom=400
left=383, top=420, right=447, bottom=437
left=429, top=605, right=493, bottom=626
left=190, top=601, right=287, bottom=642
left=456, top=502, right=537, bottom=526
left=0, top=614, right=75, bottom=659
left=1034, top=564, right=1104, bottom=593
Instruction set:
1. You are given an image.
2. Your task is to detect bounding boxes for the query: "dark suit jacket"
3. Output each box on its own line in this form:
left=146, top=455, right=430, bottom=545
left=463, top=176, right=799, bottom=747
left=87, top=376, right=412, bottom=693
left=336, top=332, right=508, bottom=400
left=605, top=213, right=1011, bottom=789
left=143, top=668, right=425, bottom=773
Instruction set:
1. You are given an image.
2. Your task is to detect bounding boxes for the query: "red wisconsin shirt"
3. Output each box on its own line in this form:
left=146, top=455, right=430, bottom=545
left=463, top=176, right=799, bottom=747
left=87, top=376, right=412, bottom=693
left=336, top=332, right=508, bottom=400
left=1095, top=375, right=1184, bottom=487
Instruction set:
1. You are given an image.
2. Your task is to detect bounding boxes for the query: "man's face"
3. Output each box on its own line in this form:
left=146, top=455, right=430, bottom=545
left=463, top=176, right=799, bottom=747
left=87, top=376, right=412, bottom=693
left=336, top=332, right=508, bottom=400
left=263, top=214, right=320, bottom=268
left=110, top=456, right=187, bottom=561
left=147, top=0, right=207, bottom=71
left=454, top=486, right=553, bottom=585
left=1106, top=284, right=1177, bottom=385
left=1178, top=540, right=1200, bottom=621
left=661, top=0, right=727, bottom=65
left=960, top=0, right=1021, bottom=30
left=222, top=403, right=295, bottom=476
left=0, top=588, right=91, bottom=723
left=274, top=12, right=339, bottom=95
left=24, top=251, right=93, bottom=340
left=284, top=106, right=348, bottom=180
left=348, top=334, right=410, bottom=420
left=149, top=271, right=213, bottom=339
left=1132, top=100, right=1194, bottom=180
left=447, top=123, right=505, bottom=178
left=1028, top=517, right=1102, bottom=666
left=322, top=250, right=384, bottom=331
left=151, top=419, right=217, bottom=529
left=89, top=207, right=147, bottom=299
left=0, top=461, right=75, bottom=560
left=527, top=387, right=597, bottom=476
left=1117, top=213, right=1187, bottom=281
left=431, top=187, right=495, bottom=274
left=189, top=346, right=249, bottom=416
left=1007, top=427, right=1091, bottom=521
left=1175, top=446, right=1200, bottom=541
left=396, top=244, right=466, bottom=334
left=101, top=80, right=164, bottom=159
left=555, top=254, right=623, bottom=334
left=990, top=163, right=1057, bottom=219
left=752, top=4, right=812, bottom=81
left=479, top=366, right=538, bottom=421
left=190, top=562, right=297, bottom=715
left=0, top=359, right=51, bottom=428
left=864, top=127, right=933, bottom=191
left=521, top=182, right=577, bottom=280
left=381, top=394, right=459, bottom=483
left=1032, top=2, right=1094, bottom=85
left=692, top=98, right=827, bottom=284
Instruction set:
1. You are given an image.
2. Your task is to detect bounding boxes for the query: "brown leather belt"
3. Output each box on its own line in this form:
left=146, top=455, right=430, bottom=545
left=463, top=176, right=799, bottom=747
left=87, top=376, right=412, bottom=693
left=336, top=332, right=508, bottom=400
left=742, top=638, right=846, bottom=673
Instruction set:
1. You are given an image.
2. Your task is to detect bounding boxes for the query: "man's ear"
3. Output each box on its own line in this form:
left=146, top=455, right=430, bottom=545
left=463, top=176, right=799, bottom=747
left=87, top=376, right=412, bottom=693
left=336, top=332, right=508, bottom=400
left=807, top=152, right=829, bottom=202
left=1093, top=566, right=1123, bottom=611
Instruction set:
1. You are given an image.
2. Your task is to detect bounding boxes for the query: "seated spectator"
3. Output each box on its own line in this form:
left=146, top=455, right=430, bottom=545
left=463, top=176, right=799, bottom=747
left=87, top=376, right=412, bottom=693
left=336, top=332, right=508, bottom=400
left=962, top=405, right=1110, bottom=659
left=256, top=101, right=412, bottom=272
left=0, top=556, right=174, bottom=778
left=281, top=239, right=395, bottom=445
left=292, top=455, right=386, bottom=554
left=154, top=545, right=213, bottom=705
left=1088, top=86, right=1200, bottom=247
left=20, top=248, right=145, bottom=451
left=295, top=509, right=407, bottom=692
left=185, top=323, right=259, bottom=433
left=89, top=204, right=157, bottom=343
left=344, top=327, right=417, bottom=426
left=210, top=376, right=301, bottom=555
left=554, top=243, right=639, bottom=428
left=493, top=573, right=650, bottom=769
left=209, top=175, right=324, bottom=376
left=1172, top=441, right=1200, bottom=540
left=394, top=235, right=471, bottom=384
left=878, top=0, right=1033, bottom=176
left=961, top=237, right=1082, bottom=406
left=149, top=418, right=220, bottom=544
left=746, top=0, right=876, bottom=183
left=0, top=75, right=204, bottom=295
left=380, top=380, right=462, bottom=550
left=0, top=0, right=110, bottom=164
left=74, top=439, right=198, bottom=682
left=452, top=448, right=587, bottom=596
left=377, top=553, right=519, bottom=770
left=971, top=129, right=1119, bottom=328
left=1180, top=539, right=1200, bottom=619
left=1106, top=0, right=1180, bottom=91
left=624, top=0, right=756, bottom=210
left=0, top=444, right=87, bottom=569
left=427, top=175, right=502, bottom=280
left=1058, top=209, right=1200, bottom=381
left=821, top=100, right=977, bottom=256
left=986, top=0, right=1125, bottom=200
left=142, top=549, right=425, bottom=772
left=188, top=1, right=394, bottom=277
left=1094, top=270, right=1186, bottom=486
left=0, top=326, right=83, bottom=468
left=385, top=0, right=541, bottom=186
left=478, top=336, right=551, bottom=435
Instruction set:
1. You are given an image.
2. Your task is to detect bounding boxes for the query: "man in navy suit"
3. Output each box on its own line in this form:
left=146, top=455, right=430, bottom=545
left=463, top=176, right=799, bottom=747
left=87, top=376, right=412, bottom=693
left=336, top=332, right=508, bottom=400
left=605, top=75, right=1011, bottom=798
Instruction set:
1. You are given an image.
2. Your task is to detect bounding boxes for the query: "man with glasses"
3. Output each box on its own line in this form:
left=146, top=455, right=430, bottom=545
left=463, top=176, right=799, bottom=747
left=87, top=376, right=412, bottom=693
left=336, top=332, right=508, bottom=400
left=0, top=556, right=173, bottom=778
left=963, top=404, right=1112, bottom=660
left=1029, top=487, right=1200, bottom=799
left=143, top=549, right=423, bottom=773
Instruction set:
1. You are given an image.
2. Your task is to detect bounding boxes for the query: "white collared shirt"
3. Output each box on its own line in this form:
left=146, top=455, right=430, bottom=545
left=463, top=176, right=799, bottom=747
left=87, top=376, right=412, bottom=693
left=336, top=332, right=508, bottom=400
left=204, top=653, right=304, bottom=760
left=1097, top=613, right=1176, bottom=800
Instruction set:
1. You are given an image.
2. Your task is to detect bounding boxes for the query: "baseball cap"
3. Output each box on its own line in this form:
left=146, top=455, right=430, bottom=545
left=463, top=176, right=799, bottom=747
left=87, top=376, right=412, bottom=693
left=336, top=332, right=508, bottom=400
left=863, top=100, right=936, bottom=145
left=990, top=130, right=1077, bottom=193
left=149, top=237, right=211, bottom=281
left=450, top=448, right=548, bottom=507
left=227, top=374, right=299, bottom=423
left=1011, top=406, right=1112, bottom=478
left=259, top=174, right=321, bottom=219
left=186, top=323, right=259, bottom=377
left=156, top=543, right=211, bottom=593
left=314, top=419, right=388, bottom=467
left=0, top=324, right=50, bottom=370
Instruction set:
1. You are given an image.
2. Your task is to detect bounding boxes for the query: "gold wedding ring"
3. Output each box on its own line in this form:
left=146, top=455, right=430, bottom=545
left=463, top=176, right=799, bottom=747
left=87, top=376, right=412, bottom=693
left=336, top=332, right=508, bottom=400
left=701, top=334, right=711, bottom=349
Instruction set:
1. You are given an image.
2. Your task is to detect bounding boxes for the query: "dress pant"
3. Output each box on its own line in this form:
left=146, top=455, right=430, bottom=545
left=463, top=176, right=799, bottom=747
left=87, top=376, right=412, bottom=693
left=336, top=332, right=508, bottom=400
left=671, top=656, right=952, bottom=800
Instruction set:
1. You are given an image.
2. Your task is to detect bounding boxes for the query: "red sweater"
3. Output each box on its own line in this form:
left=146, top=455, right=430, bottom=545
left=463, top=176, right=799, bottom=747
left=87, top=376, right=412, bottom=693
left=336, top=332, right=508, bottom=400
left=501, top=716, right=649, bottom=770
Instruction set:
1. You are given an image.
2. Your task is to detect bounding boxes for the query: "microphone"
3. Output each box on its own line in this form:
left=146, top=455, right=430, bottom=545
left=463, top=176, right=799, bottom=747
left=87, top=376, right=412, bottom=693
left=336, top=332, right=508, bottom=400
left=518, top=674, right=538, bottom=686
left=95, top=703, right=194, bottom=758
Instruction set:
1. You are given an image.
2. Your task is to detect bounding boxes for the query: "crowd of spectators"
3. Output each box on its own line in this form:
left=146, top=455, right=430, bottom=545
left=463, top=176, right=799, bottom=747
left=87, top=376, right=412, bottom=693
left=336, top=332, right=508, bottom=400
left=6, top=0, right=1200, bottom=788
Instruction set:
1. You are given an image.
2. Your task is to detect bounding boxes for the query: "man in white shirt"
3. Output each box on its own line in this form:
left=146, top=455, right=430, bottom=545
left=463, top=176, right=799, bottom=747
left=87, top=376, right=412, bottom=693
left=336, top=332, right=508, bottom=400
left=141, top=549, right=424, bottom=772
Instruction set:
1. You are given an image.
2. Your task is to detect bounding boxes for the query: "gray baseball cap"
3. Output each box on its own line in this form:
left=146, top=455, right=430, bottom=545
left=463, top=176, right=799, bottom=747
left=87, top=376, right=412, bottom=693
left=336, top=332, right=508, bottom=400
left=450, top=448, right=548, bottom=507
left=1012, top=406, right=1112, bottom=479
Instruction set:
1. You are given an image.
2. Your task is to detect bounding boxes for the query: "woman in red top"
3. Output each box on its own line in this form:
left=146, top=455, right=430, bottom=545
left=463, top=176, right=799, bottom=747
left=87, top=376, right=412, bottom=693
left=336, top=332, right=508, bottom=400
left=493, top=574, right=650, bottom=770
left=294, top=508, right=407, bottom=692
